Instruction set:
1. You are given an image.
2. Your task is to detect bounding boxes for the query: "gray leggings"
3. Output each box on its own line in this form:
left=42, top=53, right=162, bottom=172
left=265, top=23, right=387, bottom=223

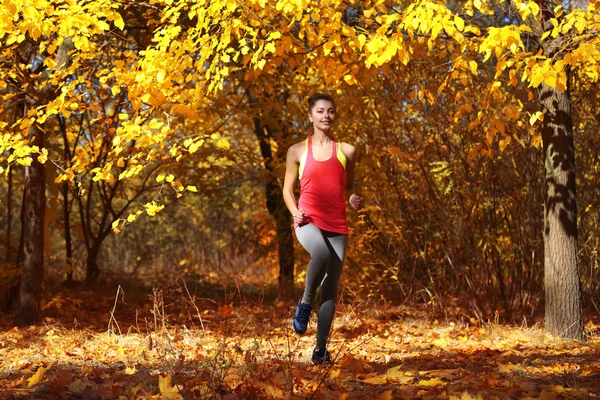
left=295, top=224, right=347, bottom=349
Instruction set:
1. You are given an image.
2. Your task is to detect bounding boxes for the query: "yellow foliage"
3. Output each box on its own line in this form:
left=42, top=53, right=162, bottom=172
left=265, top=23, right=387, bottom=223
left=144, top=201, right=165, bottom=216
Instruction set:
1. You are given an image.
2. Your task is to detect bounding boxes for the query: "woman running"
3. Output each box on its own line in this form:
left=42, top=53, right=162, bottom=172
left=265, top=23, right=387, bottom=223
left=282, top=93, right=364, bottom=365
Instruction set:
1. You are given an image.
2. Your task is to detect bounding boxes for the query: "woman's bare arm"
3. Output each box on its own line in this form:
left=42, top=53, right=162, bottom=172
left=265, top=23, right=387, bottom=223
left=283, top=142, right=308, bottom=224
left=342, top=142, right=364, bottom=210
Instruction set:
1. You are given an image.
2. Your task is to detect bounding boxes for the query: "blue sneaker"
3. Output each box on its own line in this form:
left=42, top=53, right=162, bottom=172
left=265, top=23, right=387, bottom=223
left=292, top=299, right=312, bottom=334
left=311, top=348, right=332, bottom=365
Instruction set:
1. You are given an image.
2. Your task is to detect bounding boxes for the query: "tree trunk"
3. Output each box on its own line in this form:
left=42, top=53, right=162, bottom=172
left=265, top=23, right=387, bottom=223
left=62, top=183, right=74, bottom=285
left=18, top=124, right=45, bottom=325
left=272, top=183, right=295, bottom=287
left=535, top=0, right=585, bottom=340
left=6, top=161, right=12, bottom=264
left=59, top=115, right=74, bottom=285
left=7, top=182, right=27, bottom=313
left=252, top=117, right=295, bottom=288
left=86, top=244, right=101, bottom=284
left=538, top=79, right=585, bottom=340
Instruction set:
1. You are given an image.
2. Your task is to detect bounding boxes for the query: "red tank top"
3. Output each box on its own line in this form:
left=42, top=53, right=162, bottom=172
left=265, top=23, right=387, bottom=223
left=297, top=137, right=348, bottom=235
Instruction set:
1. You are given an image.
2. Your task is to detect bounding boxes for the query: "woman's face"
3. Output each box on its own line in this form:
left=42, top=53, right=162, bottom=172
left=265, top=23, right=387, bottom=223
left=309, top=100, right=336, bottom=132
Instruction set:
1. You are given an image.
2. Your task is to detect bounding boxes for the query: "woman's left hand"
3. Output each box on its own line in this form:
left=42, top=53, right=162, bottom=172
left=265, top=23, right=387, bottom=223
left=349, top=193, right=364, bottom=210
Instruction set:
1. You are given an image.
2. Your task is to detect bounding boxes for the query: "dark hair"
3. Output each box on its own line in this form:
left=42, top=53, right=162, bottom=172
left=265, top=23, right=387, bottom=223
left=308, top=93, right=335, bottom=112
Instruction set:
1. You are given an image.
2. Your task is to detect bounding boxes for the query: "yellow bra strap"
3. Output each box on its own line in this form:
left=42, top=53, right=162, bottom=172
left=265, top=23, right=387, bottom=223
left=336, top=141, right=347, bottom=169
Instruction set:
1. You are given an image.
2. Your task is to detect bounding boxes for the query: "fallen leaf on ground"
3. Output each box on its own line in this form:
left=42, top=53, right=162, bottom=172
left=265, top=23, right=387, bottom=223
left=68, top=378, right=86, bottom=393
left=261, top=382, right=284, bottom=398
left=419, top=377, right=444, bottom=387
left=28, top=363, right=53, bottom=387
left=158, top=374, right=181, bottom=399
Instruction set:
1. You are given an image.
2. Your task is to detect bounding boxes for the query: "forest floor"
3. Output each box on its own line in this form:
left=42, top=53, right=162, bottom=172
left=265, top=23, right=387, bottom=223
left=0, top=280, right=599, bottom=399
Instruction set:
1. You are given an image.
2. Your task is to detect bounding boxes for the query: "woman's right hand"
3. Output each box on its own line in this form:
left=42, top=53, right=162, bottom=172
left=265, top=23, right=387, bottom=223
left=292, top=208, right=307, bottom=225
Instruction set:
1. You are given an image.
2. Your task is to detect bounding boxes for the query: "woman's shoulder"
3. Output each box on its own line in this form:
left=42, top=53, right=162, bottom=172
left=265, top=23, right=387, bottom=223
left=286, top=139, right=308, bottom=160
left=339, top=142, right=356, bottom=159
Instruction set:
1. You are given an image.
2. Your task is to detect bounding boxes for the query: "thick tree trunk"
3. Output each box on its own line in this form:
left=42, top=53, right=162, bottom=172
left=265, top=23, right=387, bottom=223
left=18, top=125, right=45, bottom=325
left=535, top=0, right=585, bottom=340
left=538, top=80, right=585, bottom=340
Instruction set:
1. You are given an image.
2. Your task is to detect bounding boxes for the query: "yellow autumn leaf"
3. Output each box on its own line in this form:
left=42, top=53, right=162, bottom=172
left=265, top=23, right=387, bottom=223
left=469, top=60, right=478, bottom=75
left=140, top=93, right=152, bottom=104
left=329, top=368, right=341, bottom=379
left=344, top=74, right=357, bottom=85
left=528, top=1, right=540, bottom=17
left=358, top=34, right=367, bottom=50
left=158, top=374, right=181, bottom=399
left=28, top=365, right=50, bottom=387
left=386, top=365, right=413, bottom=384
left=165, top=174, right=175, bottom=183
left=124, top=366, right=136, bottom=375
left=186, top=185, right=198, bottom=192
left=18, top=157, right=33, bottom=166
left=216, top=138, right=230, bottom=150
left=144, top=201, right=165, bottom=216
left=499, top=137, right=511, bottom=152
left=114, top=14, right=125, bottom=30
left=362, top=374, right=387, bottom=384
left=265, top=42, right=276, bottom=53
left=419, top=377, right=444, bottom=387
left=530, top=72, right=544, bottom=88
left=454, top=15, right=465, bottom=31
left=529, top=111, right=544, bottom=125
left=156, top=174, right=165, bottom=182
left=189, top=139, right=204, bottom=154
left=363, top=8, right=376, bottom=18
